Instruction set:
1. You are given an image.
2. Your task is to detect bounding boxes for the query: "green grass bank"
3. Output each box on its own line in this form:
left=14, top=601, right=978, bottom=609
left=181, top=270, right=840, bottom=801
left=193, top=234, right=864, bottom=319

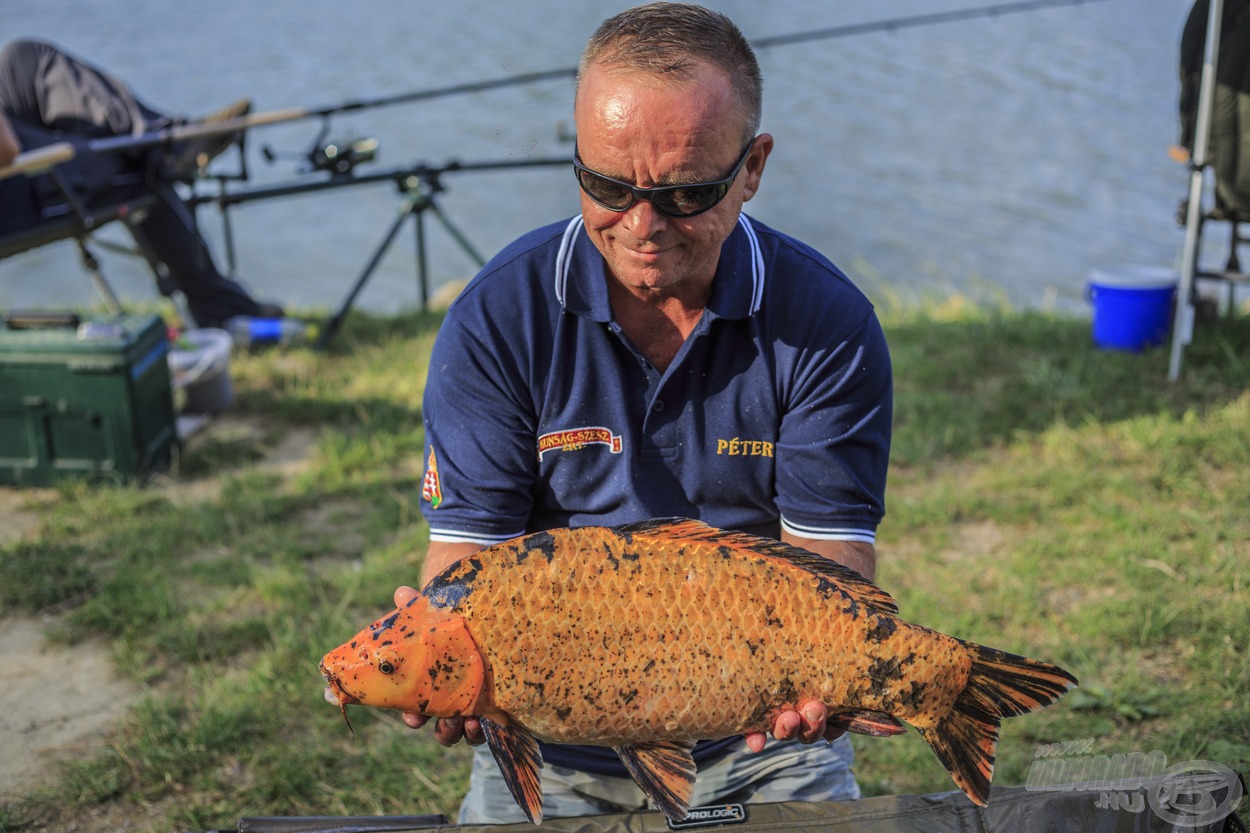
left=1, top=302, right=1247, bottom=831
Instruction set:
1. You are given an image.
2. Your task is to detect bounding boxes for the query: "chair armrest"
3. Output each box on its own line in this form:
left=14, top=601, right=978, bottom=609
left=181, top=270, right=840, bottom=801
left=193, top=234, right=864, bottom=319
left=0, top=142, right=76, bottom=182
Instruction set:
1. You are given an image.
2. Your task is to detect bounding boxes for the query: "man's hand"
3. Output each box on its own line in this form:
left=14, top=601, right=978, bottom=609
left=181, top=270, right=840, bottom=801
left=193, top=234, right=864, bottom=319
left=393, top=584, right=485, bottom=746
left=743, top=701, right=846, bottom=753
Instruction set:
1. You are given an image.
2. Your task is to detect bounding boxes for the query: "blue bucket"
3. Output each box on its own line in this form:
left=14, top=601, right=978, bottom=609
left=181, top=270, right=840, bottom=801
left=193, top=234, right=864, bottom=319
left=1087, top=266, right=1178, bottom=351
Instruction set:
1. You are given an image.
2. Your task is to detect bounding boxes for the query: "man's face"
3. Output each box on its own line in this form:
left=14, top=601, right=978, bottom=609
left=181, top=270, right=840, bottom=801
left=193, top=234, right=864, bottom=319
left=573, top=61, right=771, bottom=300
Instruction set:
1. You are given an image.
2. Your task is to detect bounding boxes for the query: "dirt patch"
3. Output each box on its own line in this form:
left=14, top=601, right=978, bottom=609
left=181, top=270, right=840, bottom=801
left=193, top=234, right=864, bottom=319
left=0, top=489, right=55, bottom=548
left=0, top=414, right=321, bottom=817
left=0, top=617, right=138, bottom=798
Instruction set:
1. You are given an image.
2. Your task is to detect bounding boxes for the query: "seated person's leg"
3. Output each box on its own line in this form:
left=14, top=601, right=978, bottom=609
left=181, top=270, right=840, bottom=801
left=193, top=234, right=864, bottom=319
left=129, top=181, right=275, bottom=328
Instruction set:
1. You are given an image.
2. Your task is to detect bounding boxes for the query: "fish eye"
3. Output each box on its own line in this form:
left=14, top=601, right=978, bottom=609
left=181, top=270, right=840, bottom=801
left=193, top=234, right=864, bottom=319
left=378, top=659, right=396, bottom=675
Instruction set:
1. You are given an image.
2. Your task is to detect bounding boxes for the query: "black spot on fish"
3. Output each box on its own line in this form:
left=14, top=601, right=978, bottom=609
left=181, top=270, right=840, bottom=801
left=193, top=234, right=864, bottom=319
left=642, top=658, right=656, bottom=673
left=618, top=687, right=638, bottom=705
left=867, top=654, right=914, bottom=698
left=371, top=612, right=400, bottom=639
left=522, top=530, right=558, bottom=562
left=717, top=545, right=733, bottom=560
left=621, top=550, right=639, bottom=562
left=602, top=542, right=620, bottom=570
left=523, top=680, right=545, bottom=696
left=866, top=616, right=897, bottom=643
left=424, top=572, right=473, bottom=610
left=899, top=680, right=927, bottom=710
left=746, top=640, right=760, bottom=656
left=555, top=706, right=572, bottom=721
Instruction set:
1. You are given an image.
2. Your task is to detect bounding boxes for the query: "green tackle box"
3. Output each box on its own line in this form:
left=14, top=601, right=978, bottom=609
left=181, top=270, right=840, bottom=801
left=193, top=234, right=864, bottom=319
left=0, top=312, right=176, bottom=486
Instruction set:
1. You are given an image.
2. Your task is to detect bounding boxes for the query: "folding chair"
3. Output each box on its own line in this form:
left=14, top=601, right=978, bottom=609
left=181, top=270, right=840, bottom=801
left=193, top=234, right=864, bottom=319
left=0, top=141, right=195, bottom=316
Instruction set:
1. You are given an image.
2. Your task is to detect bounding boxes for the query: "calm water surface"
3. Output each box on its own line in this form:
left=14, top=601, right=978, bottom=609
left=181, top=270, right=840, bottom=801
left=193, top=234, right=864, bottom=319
left=0, top=0, right=1209, bottom=317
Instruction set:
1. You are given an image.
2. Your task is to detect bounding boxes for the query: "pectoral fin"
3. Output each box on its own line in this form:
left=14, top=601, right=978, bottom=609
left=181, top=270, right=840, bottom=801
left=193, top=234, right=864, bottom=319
left=613, top=740, right=697, bottom=821
left=827, top=709, right=908, bottom=738
left=479, top=715, right=544, bottom=824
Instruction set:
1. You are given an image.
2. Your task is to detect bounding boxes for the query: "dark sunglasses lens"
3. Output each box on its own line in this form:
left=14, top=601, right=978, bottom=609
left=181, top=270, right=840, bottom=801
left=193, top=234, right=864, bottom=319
left=578, top=170, right=633, bottom=209
left=651, top=184, right=726, bottom=217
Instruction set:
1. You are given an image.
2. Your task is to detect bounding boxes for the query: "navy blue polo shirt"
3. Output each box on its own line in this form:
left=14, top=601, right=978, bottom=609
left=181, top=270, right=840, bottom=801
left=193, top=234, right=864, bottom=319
left=419, top=213, right=892, bottom=774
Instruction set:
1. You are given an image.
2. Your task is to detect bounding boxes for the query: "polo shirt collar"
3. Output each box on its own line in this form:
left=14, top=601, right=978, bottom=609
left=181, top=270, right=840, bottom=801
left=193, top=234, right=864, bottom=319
left=554, top=214, right=766, bottom=323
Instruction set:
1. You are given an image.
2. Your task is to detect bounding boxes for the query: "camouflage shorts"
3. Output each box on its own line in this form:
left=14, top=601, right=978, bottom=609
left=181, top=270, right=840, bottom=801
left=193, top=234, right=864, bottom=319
left=456, top=735, right=861, bottom=824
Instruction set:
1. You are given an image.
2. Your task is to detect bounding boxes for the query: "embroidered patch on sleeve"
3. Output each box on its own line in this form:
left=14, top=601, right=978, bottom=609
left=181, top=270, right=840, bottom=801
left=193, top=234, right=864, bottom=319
left=537, top=427, right=624, bottom=461
left=421, top=446, right=443, bottom=508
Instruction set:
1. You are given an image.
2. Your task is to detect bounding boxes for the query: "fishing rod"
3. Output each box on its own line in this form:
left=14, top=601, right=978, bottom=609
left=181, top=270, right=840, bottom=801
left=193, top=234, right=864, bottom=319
left=242, top=0, right=1114, bottom=120
left=750, top=0, right=1111, bottom=49
left=0, top=0, right=1111, bottom=180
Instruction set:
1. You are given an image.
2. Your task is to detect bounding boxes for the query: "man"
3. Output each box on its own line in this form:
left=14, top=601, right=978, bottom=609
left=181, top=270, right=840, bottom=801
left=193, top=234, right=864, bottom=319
left=1177, top=0, right=1250, bottom=219
left=0, top=39, right=281, bottom=328
left=405, top=3, right=893, bottom=822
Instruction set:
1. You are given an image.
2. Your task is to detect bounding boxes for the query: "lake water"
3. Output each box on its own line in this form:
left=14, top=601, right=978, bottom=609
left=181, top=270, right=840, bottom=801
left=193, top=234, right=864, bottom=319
left=0, top=0, right=1216, bottom=318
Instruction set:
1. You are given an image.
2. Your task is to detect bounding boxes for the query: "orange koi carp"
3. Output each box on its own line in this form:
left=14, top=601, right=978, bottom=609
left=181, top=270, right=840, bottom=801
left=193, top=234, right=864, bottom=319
left=319, top=518, right=1076, bottom=823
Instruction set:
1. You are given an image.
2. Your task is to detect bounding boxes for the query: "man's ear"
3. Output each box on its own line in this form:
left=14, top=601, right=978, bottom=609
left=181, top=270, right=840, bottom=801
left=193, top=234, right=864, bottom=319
left=740, top=133, right=774, bottom=202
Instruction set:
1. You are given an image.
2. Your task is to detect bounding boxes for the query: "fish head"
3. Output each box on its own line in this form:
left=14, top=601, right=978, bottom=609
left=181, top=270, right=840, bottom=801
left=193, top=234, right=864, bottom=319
left=320, top=595, right=484, bottom=717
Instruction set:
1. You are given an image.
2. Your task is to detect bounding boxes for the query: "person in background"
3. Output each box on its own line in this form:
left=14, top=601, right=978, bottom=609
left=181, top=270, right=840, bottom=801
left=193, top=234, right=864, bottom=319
left=0, top=38, right=282, bottom=328
left=402, top=2, right=893, bottom=823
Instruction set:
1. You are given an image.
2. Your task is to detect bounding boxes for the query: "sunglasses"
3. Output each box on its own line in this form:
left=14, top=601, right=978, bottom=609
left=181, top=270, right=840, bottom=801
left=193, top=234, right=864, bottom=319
left=573, top=138, right=757, bottom=218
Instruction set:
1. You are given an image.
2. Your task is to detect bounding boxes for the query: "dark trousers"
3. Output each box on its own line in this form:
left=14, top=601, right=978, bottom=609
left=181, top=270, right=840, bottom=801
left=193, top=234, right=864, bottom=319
left=0, top=39, right=264, bottom=327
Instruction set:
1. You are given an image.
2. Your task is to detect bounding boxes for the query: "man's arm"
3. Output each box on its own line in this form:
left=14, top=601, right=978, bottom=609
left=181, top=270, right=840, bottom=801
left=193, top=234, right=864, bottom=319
left=420, top=540, right=486, bottom=587
left=781, top=534, right=876, bottom=582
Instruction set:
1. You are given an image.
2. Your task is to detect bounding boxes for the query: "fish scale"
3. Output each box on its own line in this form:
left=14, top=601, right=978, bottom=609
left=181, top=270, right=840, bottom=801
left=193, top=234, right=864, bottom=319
left=320, top=517, right=1077, bottom=824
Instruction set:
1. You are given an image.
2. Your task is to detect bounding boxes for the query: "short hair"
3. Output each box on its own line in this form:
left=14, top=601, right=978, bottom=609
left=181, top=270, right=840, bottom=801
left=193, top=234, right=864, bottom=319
left=576, top=2, right=762, bottom=142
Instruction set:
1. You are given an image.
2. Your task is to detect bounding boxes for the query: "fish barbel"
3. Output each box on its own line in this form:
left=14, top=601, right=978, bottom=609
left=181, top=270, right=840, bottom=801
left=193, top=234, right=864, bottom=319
left=320, top=518, right=1076, bottom=823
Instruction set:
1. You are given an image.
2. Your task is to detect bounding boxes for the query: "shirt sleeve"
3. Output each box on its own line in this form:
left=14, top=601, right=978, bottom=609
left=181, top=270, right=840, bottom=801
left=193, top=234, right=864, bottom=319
left=773, top=306, right=893, bottom=544
left=419, top=299, right=540, bottom=544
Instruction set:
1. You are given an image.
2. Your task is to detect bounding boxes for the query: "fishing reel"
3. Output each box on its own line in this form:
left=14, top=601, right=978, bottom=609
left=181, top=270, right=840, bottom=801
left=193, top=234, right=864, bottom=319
left=261, top=116, right=379, bottom=177
left=307, top=136, right=379, bottom=176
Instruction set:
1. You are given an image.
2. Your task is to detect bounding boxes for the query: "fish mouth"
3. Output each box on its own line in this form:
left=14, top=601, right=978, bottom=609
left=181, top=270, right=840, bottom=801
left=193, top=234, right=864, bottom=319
left=320, top=663, right=361, bottom=707
left=320, top=663, right=360, bottom=735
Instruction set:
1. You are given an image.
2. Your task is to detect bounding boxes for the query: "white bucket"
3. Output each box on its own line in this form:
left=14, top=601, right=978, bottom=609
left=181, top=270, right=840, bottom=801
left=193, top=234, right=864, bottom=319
left=168, top=328, right=234, bottom=414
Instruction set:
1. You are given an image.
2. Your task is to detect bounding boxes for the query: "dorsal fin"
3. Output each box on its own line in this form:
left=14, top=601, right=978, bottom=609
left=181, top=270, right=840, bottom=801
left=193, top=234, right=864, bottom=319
left=611, top=517, right=898, bottom=614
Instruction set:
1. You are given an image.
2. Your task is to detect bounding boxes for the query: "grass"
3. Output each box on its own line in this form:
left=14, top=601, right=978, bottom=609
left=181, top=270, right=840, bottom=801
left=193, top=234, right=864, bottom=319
left=1, top=300, right=1248, bottom=831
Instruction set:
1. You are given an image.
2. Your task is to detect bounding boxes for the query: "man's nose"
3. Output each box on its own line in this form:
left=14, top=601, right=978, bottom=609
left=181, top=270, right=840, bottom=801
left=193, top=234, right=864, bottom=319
left=620, top=195, right=668, bottom=236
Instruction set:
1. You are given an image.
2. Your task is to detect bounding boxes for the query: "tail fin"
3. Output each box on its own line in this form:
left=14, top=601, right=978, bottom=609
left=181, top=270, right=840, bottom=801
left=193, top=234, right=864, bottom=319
left=917, top=644, right=1078, bottom=806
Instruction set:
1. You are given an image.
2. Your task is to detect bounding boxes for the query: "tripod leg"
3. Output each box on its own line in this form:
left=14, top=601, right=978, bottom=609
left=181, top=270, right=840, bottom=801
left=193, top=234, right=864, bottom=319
left=429, top=200, right=486, bottom=269
left=415, top=204, right=428, bottom=310
left=317, top=192, right=420, bottom=349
